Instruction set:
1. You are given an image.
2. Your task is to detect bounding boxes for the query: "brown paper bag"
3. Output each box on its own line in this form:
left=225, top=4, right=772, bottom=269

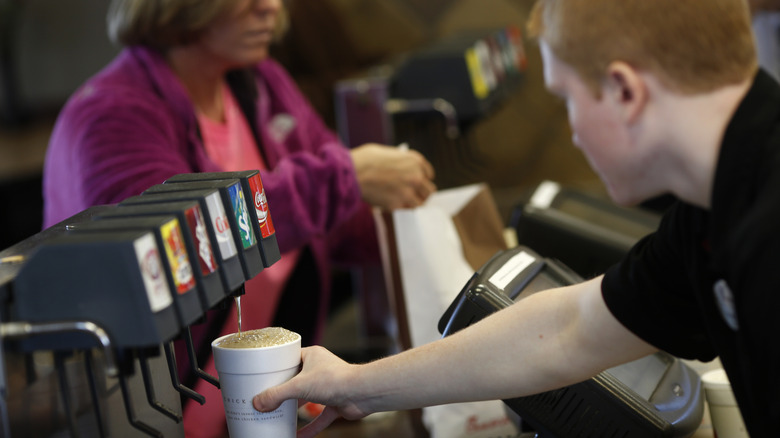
left=374, top=183, right=516, bottom=438
left=451, top=183, right=508, bottom=271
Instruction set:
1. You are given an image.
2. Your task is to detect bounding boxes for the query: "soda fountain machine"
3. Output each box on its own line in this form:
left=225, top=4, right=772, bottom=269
left=439, top=246, right=704, bottom=438
left=334, top=26, right=526, bottom=189
left=65, top=209, right=223, bottom=403
left=0, top=172, right=279, bottom=437
left=162, top=170, right=280, bottom=269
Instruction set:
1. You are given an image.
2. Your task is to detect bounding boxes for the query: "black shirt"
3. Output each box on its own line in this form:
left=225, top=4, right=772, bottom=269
left=602, top=69, right=780, bottom=436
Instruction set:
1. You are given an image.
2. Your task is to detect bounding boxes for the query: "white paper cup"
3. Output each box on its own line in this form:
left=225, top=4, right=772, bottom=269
left=701, top=368, right=749, bottom=438
left=212, top=328, right=301, bottom=438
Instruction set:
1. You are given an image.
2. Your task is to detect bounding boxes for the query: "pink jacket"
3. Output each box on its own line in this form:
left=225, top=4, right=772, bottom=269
left=45, top=46, right=365, bottom=245
left=43, top=44, right=379, bottom=332
left=44, top=46, right=381, bottom=437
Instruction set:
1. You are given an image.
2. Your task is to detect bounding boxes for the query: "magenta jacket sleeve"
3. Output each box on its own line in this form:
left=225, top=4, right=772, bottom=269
left=43, top=48, right=368, bottom=258
left=43, top=49, right=219, bottom=227
left=252, top=60, right=364, bottom=253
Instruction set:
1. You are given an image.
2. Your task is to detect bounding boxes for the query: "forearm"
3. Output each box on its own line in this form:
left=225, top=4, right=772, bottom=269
left=253, top=276, right=657, bottom=431
left=350, top=277, right=657, bottom=413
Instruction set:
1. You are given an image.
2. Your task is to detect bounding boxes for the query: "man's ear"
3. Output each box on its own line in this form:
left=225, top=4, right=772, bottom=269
left=605, top=61, right=647, bottom=124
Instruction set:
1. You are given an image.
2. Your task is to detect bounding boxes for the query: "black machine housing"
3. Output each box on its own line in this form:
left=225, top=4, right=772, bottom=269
left=511, top=181, right=661, bottom=279
left=439, top=246, right=703, bottom=438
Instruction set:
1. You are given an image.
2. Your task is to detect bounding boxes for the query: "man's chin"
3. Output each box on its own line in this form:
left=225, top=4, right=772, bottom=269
left=604, top=184, right=642, bottom=207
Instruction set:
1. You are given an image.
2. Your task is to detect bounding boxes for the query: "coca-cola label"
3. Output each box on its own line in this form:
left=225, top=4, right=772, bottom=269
left=133, top=233, right=173, bottom=313
left=160, top=218, right=196, bottom=294
left=184, top=205, right=217, bottom=275
left=227, top=182, right=256, bottom=249
left=205, top=192, right=238, bottom=259
left=247, top=173, right=275, bottom=238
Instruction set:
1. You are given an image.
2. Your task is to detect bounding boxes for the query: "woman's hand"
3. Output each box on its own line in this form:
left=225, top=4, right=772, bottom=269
left=350, top=143, right=436, bottom=210
left=253, top=346, right=370, bottom=438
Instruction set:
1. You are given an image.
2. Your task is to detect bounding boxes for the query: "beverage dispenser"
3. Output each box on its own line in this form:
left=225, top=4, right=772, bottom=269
left=65, top=214, right=224, bottom=402
left=163, top=171, right=280, bottom=267
left=142, top=180, right=264, bottom=282
left=93, top=199, right=254, bottom=396
left=8, top=221, right=185, bottom=437
left=0, top=171, right=281, bottom=437
left=98, top=199, right=245, bottom=297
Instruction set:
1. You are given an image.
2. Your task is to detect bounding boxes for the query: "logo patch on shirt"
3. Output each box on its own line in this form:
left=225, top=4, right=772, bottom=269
left=268, top=114, right=296, bottom=143
left=713, top=279, right=739, bottom=331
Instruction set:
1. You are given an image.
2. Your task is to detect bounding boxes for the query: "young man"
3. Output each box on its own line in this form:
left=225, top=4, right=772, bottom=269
left=253, top=0, right=779, bottom=436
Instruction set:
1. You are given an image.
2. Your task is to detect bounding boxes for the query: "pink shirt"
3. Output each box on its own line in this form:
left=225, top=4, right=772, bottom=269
left=196, top=82, right=302, bottom=329
left=197, top=84, right=266, bottom=172
left=185, top=83, right=303, bottom=438
left=195, top=82, right=302, bottom=290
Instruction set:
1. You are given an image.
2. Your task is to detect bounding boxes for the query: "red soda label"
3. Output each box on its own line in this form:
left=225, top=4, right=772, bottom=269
left=184, top=205, right=218, bottom=275
left=248, top=173, right=275, bottom=238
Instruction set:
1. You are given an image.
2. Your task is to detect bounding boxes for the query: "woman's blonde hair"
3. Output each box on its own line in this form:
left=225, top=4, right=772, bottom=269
left=108, top=0, right=288, bottom=51
left=527, top=0, right=758, bottom=96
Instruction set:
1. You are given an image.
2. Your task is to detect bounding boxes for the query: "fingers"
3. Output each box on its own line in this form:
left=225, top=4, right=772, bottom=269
left=399, top=182, right=435, bottom=209
left=353, top=143, right=437, bottom=210
left=415, top=177, right=437, bottom=203
left=405, top=167, right=437, bottom=208
left=394, top=174, right=438, bottom=209
left=399, top=150, right=436, bottom=207
left=296, top=406, right=341, bottom=438
left=409, top=149, right=435, bottom=181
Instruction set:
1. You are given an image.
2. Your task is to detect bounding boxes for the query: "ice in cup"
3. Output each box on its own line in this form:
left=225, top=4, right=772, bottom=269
left=212, top=327, right=301, bottom=438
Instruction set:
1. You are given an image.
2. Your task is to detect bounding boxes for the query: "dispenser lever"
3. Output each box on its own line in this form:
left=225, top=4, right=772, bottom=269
left=84, top=350, right=108, bottom=437
left=0, top=328, right=10, bottom=438
left=54, top=352, right=81, bottom=438
left=137, top=350, right=182, bottom=423
left=183, top=326, right=220, bottom=388
left=163, top=342, right=205, bottom=404
left=118, top=372, right=164, bottom=438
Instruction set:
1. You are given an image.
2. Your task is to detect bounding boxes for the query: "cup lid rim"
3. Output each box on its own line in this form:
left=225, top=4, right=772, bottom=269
left=211, top=330, right=301, bottom=351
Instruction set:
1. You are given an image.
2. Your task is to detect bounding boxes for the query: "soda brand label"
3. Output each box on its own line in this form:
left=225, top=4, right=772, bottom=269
left=247, top=174, right=275, bottom=238
left=184, top=205, right=217, bottom=275
left=133, top=233, right=173, bottom=313
left=205, top=192, right=238, bottom=259
left=160, top=219, right=196, bottom=294
left=227, top=182, right=256, bottom=249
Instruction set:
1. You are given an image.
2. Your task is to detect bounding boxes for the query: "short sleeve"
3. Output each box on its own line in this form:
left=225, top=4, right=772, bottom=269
left=601, top=203, right=718, bottom=361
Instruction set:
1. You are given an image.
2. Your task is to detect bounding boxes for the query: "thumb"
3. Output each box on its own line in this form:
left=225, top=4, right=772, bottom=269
left=253, top=383, right=292, bottom=413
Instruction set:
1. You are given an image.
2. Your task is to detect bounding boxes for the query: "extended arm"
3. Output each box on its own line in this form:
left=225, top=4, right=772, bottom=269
left=253, top=275, right=657, bottom=437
